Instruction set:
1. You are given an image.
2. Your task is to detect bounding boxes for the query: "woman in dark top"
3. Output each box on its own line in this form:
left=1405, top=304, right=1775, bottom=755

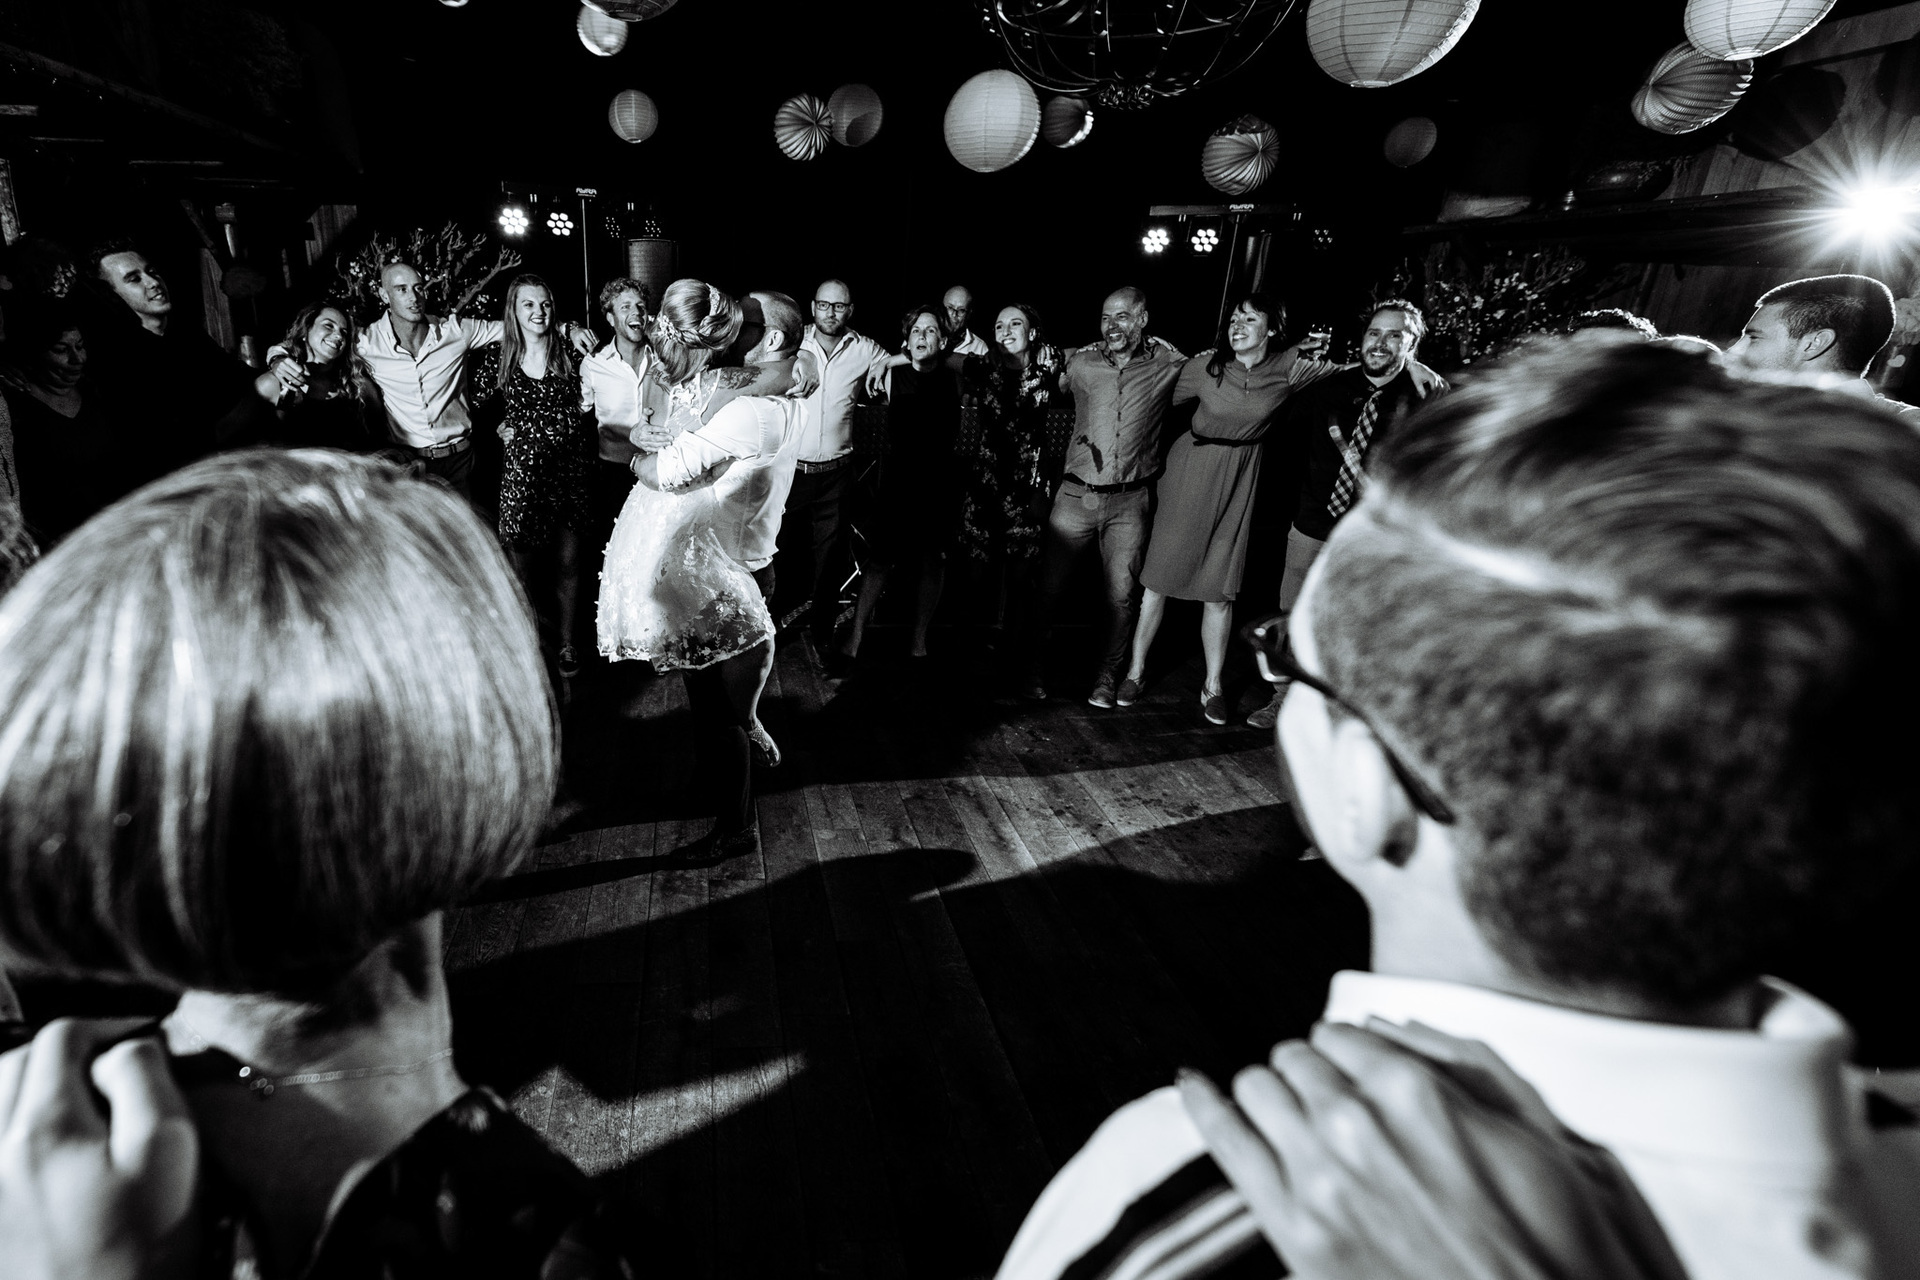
left=841, top=305, right=964, bottom=659
left=256, top=302, right=384, bottom=452
left=0, top=297, right=133, bottom=545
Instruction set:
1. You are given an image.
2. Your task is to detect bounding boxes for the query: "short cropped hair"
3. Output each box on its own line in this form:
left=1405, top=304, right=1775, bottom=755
left=85, top=236, right=142, bottom=282
left=901, top=304, right=943, bottom=343
left=598, top=276, right=651, bottom=319
left=1368, top=298, right=1426, bottom=348
left=0, top=451, right=556, bottom=998
left=1313, top=338, right=1920, bottom=1006
left=754, top=290, right=804, bottom=355
left=1568, top=309, right=1657, bottom=339
left=1756, top=274, right=1896, bottom=374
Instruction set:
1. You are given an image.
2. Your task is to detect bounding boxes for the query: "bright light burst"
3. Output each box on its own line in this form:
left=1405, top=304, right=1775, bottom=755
left=1833, top=184, right=1919, bottom=243
left=1141, top=226, right=1171, bottom=254
left=547, top=210, right=575, bottom=237
left=498, top=205, right=530, bottom=237
left=1191, top=226, right=1220, bottom=253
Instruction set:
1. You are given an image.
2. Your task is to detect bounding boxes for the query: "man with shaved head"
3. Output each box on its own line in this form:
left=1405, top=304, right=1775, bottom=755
left=1026, top=285, right=1186, bottom=706
left=941, top=284, right=991, bottom=357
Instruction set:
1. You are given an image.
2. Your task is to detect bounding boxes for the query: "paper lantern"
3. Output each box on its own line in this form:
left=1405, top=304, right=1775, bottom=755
left=1632, top=43, right=1753, bottom=134
left=774, top=94, right=832, bottom=160
left=1383, top=116, right=1438, bottom=166
left=1306, top=0, right=1481, bottom=88
left=607, top=90, right=658, bottom=144
left=1684, top=0, right=1836, bottom=60
left=828, top=83, right=883, bottom=147
left=1042, top=95, right=1094, bottom=147
left=577, top=5, right=628, bottom=55
left=943, top=70, right=1041, bottom=173
left=1200, top=115, right=1278, bottom=195
left=584, top=0, right=676, bottom=18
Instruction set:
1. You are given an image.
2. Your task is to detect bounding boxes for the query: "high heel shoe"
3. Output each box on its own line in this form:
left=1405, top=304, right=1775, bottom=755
left=749, top=719, right=782, bottom=768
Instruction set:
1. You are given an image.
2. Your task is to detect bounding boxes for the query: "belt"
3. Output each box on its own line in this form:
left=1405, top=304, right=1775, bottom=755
left=1066, top=474, right=1152, bottom=494
left=795, top=455, right=852, bottom=475
left=413, top=435, right=472, bottom=460
left=1191, top=429, right=1268, bottom=448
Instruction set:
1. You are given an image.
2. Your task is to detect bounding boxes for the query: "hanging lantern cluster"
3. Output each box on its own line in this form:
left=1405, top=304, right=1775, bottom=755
left=1305, top=0, right=1482, bottom=88
left=1383, top=116, right=1439, bottom=167
left=607, top=89, right=659, bottom=143
left=772, top=85, right=886, bottom=160
left=577, top=5, right=628, bottom=55
left=1200, top=114, right=1279, bottom=195
left=1632, top=43, right=1753, bottom=133
left=944, top=70, right=1041, bottom=173
left=1683, top=0, right=1836, bottom=60
left=1041, top=94, right=1094, bottom=147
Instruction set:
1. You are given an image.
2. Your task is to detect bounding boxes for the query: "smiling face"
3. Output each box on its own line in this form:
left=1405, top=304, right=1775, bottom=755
left=98, top=252, right=171, bottom=321
left=33, top=328, right=87, bottom=391
left=1361, top=308, right=1416, bottom=379
left=513, top=283, right=553, bottom=338
left=906, top=310, right=943, bottom=365
left=378, top=264, right=427, bottom=325
left=1226, top=301, right=1273, bottom=356
left=606, top=287, right=648, bottom=345
left=994, top=306, right=1033, bottom=359
left=305, top=307, right=351, bottom=366
left=1101, top=291, right=1146, bottom=354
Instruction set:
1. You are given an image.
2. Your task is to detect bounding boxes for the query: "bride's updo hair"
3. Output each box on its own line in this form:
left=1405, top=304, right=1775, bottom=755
left=651, top=277, right=745, bottom=386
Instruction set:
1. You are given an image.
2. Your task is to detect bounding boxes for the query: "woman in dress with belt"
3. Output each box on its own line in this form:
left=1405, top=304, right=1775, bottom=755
left=1122, top=293, right=1325, bottom=724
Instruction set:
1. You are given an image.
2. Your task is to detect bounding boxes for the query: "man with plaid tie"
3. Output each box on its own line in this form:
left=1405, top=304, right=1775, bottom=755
left=1247, top=300, right=1446, bottom=728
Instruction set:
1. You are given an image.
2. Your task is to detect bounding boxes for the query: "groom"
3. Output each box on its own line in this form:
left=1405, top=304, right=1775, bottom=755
left=633, top=291, right=811, bottom=859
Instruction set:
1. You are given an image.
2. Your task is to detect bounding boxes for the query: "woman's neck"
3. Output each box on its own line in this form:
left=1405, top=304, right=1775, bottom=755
left=521, top=332, right=551, bottom=374
left=25, top=379, right=82, bottom=417
left=1235, top=341, right=1268, bottom=369
left=911, top=354, right=938, bottom=372
left=1010, top=348, right=1031, bottom=370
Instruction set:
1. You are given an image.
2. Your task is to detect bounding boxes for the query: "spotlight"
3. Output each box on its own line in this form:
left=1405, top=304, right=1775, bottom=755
left=498, top=204, right=529, bottom=237
left=547, top=210, right=575, bottom=237
left=1141, top=225, right=1171, bottom=254
left=1835, top=184, right=1918, bottom=242
left=1190, top=226, right=1220, bottom=254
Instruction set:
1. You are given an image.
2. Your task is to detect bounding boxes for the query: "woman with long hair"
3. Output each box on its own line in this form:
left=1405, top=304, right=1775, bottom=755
left=257, top=301, right=383, bottom=451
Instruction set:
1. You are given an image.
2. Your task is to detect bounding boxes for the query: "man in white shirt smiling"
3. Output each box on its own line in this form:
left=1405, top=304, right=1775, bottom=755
left=997, top=339, right=1920, bottom=1280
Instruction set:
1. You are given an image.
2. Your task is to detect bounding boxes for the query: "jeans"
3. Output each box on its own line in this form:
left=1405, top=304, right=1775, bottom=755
left=1030, top=479, right=1152, bottom=681
left=776, top=463, right=853, bottom=641
left=1278, top=525, right=1327, bottom=615
left=417, top=444, right=476, bottom=505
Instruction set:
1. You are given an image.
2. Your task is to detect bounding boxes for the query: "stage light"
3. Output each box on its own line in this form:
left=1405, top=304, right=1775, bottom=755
left=547, top=210, right=575, bottom=237
left=1142, top=225, right=1171, bottom=254
left=1191, top=225, right=1220, bottom=253
left=498, top=205, right=530, bottom=237
left=1834, top=184, right=1918, bottom=242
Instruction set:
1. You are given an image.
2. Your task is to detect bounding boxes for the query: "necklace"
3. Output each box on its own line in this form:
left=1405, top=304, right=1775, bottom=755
left=169, top=1014, right=454, bottom=1100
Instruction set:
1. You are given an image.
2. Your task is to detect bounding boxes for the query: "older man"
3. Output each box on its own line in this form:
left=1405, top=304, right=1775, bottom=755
left=941, top=284, right=992, bottom=357
left=1026, top=286, right=1185, bottom=707
left=1725, top=273, right=1917, bottom=417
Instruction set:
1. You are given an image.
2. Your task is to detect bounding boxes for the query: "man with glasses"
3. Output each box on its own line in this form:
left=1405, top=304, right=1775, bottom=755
left=776, top=278, right=893, bottom=656
left=940, top=284, right=991, bottom=357
left=996, top=339, right=1920, bottom=1280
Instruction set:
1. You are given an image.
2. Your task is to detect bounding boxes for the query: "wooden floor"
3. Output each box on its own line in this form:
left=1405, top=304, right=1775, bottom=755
left=445, top=621, right=1369, bottom=1279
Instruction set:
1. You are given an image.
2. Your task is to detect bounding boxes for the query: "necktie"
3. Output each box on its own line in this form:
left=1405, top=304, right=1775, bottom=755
left=1327, top=388, right=1382, bottom=520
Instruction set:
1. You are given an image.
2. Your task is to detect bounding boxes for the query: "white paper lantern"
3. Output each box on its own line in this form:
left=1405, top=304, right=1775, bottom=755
left=584, top=0, right=676, bottom=18
left=774, top=94, right=832, bottom=160
left=828, top=84, right=884, bottom=147
left=943, top=70, right=1041, bottom=173
left=607, top=90, right=658, bottom=144
left=1684, top=0, right=1836, bottom=60
left=577, top=5, right=628, bottom=55
left=1632, top=43, right=1753, bottom=134
left=1306, top=0, right=1481, bottom=88
left=1201, top=115, right=1278, bottom=195
left=1384, top=116, right=1438, bottom=166
left=1042, top=95, right=1094, bottom=147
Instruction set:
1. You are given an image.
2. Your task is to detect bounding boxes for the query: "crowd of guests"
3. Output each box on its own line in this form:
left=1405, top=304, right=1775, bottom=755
left=0, top=236, right=1917, bottom=1279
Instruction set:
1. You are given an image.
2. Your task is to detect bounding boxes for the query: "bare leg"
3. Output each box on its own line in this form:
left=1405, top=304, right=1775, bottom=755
left=1200, top=600, right=1232, bottom=698
left=1126, top=587, right=1168, bottom=683
left=842, top=564, right=889, bottom=657
left=910, top=556, right=945, bottom=657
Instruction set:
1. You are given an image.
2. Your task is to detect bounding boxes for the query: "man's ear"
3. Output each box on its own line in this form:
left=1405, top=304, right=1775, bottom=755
left=761, top=329, right=788, bottom=360
left=1327, top=718, right=1421, bottom=871
left=1800, top=327, right=1838, bottom=363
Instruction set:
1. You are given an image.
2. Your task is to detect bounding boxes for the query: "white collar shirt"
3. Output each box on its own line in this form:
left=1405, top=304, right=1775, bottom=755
left=653, top=393, right=808, bottom=571
left=581, top=341, right=655, bottom=462
left=357, top=314, right=504, bottom=448
left=796, top=325, right=890, bottom=463
left=998, top=971, right=1920, bottom=1280
left=948, top=329, right=992, bottom=357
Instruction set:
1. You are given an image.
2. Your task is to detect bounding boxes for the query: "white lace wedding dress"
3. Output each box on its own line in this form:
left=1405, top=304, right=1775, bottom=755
left=596, top=371, right=775, bottom=672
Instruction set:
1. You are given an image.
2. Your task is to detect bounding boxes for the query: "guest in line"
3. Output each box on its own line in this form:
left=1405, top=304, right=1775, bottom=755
left=1122, top=293, right=1328, bottom=724
left=842, top=305, right=965, bottom=661
left=0, top=298, right=129, bottom=545
left=1725, top=273, right=1917, bottom=416
left=778, top=278, right=893, bottom=656
left=0, top=450, right=634, bottom=1278
left=998, top=338, right=1920, bottom=1280
left=1026, top=286, right=1185, bottom=708
left=940, top=284, right=992, bottom=356
left=254, top=302, right=384, bottom=451
left=1246, top=300, right=1445, bottom=730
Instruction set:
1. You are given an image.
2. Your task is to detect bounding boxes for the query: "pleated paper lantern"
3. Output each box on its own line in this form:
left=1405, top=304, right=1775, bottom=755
left=1684, top=0, right=1836, bottom=60
left=828, top=84, right=884, bottom=147
left=1632, top=44, right=1753, bottom=134
left=943, top=70, right=1041, bottom=173
left=607, top=89, right=658, bottom=143
left=584, top=0, right=676, bottom=18
left=1042, top=95, right=1094, bottom=147
left=774, top=94, right=832, bottom=160
left=1383, top=116, right=1438, bottom=166
left=1200, top=115, right=1279, bottom=195
left=1306, top=0, right=1481, bottom=88
left=577, top=5, right=628, bottom=55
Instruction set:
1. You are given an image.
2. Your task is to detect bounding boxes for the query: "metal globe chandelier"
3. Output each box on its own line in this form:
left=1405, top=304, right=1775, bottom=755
left=979, top=0, right=1303, bottom=108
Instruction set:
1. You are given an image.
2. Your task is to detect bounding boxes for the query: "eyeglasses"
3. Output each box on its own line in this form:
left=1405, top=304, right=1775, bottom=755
left=812, top=301, right=852, bottom=314
left=1241, top=613, right=1456, bottom=825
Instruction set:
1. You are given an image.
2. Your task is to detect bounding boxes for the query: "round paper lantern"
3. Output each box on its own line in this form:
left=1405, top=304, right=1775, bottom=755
left=1042, top=95, right=1094, bottom=147
left=584, top=0, right=676, bottom=18
left=577, top=5, right=628, bottom=55
left=1632, top=43, right=1753, bottom=134
left=1684, top=0, right=1836, bottom=60
left=943, top=70, right=1041, bottom=173
left=828, top=83, right=884, bottom=147
left=1306, top=0, right=1481, bottom=87
left=1200, top=115, right=1278, bottom=195
left=774, top=94, right=832, bottom=161
left=607, top=90, right=658, bottom=144
left=1383, top=116, right=1438, bottom=166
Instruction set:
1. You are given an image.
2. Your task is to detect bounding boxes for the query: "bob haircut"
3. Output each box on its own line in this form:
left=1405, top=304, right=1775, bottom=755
left=0, top=450, right=556, bottom=998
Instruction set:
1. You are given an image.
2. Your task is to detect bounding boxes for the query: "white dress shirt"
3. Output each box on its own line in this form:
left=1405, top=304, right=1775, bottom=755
left=356, top=314, right=504, bottom=448
left=795, top=325, right=891, bottom=463
left=580, top=341, right=656, bottom=463
left=998, top=971, right=1920, bottom=1280
left=654, top=394, right=808, bottom=571
left=948, top=329, right=992, bottom=357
